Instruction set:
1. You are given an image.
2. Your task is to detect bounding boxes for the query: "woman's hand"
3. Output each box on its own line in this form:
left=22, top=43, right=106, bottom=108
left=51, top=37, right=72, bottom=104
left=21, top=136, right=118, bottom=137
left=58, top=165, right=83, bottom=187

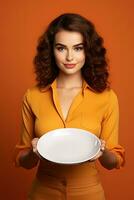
left=31, top=138, right=43, bottom=160
left=90, top=139, right=106, bottom=161
left=18, top=138, right=41, bottom=169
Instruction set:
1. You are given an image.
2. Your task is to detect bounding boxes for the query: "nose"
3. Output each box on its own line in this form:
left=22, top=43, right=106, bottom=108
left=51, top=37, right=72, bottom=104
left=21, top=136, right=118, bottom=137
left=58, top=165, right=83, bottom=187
left=66, top=50, right=73, bottom=61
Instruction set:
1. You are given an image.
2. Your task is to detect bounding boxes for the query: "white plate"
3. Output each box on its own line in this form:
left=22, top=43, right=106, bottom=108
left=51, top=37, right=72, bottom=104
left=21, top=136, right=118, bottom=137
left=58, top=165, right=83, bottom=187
left=37, top=128, right=101, bottom=164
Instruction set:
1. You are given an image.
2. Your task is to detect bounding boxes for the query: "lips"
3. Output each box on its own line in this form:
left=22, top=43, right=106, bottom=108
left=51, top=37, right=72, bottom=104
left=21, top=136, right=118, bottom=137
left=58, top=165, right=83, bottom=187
left=64, top=64, right=76, bottom=68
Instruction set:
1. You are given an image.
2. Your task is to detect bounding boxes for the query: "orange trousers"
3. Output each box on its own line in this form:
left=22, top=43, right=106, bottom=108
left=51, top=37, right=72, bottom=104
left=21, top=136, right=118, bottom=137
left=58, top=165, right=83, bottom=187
left=28, top=160, right=105, bottom=200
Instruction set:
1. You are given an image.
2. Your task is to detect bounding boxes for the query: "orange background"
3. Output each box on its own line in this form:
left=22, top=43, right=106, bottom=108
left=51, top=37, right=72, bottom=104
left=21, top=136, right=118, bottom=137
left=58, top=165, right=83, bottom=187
left=1, top=0, right=133, bottom=199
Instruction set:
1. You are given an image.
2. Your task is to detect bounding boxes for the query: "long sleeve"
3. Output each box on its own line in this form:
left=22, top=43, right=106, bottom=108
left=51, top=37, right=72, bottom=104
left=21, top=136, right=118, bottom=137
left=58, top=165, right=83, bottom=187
left=100, top=89, right=125, bottom=169
left=13, top=89, right=36, bottom=167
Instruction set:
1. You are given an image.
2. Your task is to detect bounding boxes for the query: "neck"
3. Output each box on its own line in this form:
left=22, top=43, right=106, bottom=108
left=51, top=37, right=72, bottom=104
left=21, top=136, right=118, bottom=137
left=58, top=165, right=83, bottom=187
left=56, top=72, right=83, bottom=89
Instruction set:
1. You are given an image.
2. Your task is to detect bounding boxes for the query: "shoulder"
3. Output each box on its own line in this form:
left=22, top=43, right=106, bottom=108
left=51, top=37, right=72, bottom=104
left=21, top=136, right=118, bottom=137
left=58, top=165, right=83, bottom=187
left=22, top=84, right=51, bottom=105
left=102, top=88, right=119, bottom=113
left=22, top=85, right=45, bottom=103
left=105, top=88, right=118, bottom=104
left=23, top=85, right=39, bottom=97
left=90, top=88, right=118, bottom=102
left=98, top=88, right=118, bottom=102
left=92, top=88, right=119, bottom=109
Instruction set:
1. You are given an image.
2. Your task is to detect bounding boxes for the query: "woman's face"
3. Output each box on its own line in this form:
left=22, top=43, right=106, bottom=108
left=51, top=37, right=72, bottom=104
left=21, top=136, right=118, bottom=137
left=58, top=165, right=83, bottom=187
left=53, top=30, right=85, bottom=75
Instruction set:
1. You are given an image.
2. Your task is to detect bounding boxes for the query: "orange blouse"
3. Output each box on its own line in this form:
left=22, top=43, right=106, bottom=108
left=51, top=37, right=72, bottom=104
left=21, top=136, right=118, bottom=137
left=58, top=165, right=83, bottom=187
left=14, top=78, right=125, bottom=169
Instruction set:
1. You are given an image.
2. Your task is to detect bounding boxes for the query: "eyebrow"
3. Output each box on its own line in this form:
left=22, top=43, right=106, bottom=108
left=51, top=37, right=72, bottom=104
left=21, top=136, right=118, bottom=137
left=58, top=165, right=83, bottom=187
left=55, top=43, right=84, bottom=47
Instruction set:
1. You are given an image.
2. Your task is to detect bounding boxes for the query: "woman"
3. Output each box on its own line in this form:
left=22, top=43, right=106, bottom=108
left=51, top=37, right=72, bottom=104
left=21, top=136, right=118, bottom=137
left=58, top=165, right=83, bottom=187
left=14, top=13, right=125, bottom=200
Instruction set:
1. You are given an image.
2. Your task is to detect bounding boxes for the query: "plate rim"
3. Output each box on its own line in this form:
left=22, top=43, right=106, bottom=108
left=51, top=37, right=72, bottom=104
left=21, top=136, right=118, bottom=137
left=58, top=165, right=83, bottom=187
left=37, top=128, right=101, bottom=164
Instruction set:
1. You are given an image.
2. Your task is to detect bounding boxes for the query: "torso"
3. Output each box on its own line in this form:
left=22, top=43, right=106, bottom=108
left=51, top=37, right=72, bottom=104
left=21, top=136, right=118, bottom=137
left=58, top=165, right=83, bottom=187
left=57, top=87, right=82, bottom=121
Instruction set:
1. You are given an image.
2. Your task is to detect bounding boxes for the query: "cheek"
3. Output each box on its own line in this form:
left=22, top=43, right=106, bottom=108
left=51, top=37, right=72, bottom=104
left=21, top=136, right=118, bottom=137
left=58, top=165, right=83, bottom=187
left=77, top=53, right=85, bottom=63
left=54, top=53, right=65, bottom=63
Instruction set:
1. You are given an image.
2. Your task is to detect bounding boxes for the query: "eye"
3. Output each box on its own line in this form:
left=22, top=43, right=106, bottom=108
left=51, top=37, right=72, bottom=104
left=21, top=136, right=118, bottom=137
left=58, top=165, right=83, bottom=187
left=56, top=47, right=65, bottom=51
left=74, top=46, right=84, bottom=51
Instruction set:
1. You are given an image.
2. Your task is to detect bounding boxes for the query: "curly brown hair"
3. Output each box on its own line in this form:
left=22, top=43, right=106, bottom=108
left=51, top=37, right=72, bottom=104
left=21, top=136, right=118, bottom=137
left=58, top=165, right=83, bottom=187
left=34, top=13, right=110, bottom=93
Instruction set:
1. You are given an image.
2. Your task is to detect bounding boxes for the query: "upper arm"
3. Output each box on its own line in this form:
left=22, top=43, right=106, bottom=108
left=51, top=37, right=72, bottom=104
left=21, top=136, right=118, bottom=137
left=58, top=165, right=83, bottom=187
left=13, top=89, right=35, bottom=166
left=100, top=89, right=125, bottom=169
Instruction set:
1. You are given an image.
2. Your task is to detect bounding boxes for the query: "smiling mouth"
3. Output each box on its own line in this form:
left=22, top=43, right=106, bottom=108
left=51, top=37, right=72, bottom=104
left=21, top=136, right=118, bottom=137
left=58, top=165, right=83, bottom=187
left=64, top=64, right=76, bottom=68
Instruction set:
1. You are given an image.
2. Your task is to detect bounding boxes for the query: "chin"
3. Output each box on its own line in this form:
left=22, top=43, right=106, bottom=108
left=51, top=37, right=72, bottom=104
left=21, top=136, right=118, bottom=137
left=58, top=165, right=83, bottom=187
left=63, top=69, right=80, bottom=74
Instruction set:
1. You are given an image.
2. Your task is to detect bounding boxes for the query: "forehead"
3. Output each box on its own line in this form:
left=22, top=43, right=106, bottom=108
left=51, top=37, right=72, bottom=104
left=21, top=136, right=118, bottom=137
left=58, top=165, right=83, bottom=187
left=54, top=30, right=84, bottom=45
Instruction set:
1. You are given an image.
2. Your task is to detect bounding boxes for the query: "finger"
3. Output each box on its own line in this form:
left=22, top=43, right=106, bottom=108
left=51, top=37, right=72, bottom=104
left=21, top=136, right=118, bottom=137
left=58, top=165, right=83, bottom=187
left=32, top=138, right=39, bottom=145
left=100, top=147, right=105, bottom=153
left=100, top=139, right=106, bottom=145
left=100, top=139, right=106, bottom=152
left=31, top=138, right=39, bottom=149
